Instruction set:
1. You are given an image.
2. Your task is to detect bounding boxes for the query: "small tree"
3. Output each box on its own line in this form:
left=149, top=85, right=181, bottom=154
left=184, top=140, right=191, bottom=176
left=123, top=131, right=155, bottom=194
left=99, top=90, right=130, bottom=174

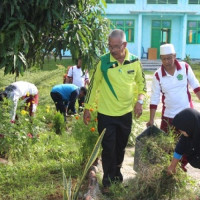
left=0, top=0, right=110, bottom=77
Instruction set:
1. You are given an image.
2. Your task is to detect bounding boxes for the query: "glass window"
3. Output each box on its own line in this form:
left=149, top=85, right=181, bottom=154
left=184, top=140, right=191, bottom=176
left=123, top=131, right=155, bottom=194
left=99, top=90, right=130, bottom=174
left=162, top=21, right=171, bottom=28
left=168, top=0, right=177, bottom=3
left=116, top=20, right=124, bottom=28
left=147, top=0, right=158, bottom=3
left=106, top=0, right=113, bottom=3
left=188, top=30, right=196, bottom=44
left=106, top=0, right=135, bottom=3
left=198, top=31, right=200, bottom=43
left=126, top=20, right=134, bottom=27
left=187, top=21, right=200, bottom=44
left=109, top=19, right=134, bottom=42
left=116, top=0, right=124, bottom=3
left=188, top=21, right=197, bottom=28
left=189, top=0, right=200, bottom=4
left=125, top=28, right=134, bottom=42
left=147, top=0, right=177, bottom=4
left=158, top=0, right=166, bottom=4
left=152, top=20, right=161, bottom=27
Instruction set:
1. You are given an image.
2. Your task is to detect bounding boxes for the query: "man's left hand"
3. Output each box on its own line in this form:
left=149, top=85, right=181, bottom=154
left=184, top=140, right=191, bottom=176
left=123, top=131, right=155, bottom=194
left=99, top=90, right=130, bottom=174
left=134, top=102, right=143, bottom=118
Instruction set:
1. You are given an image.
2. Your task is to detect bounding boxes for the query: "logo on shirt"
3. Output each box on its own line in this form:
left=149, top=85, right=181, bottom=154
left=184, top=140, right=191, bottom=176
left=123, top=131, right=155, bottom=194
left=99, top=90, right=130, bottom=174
left=177, top=74, right=183, bottom=81
left=127, top=70, right=134, bottom=74
left=119, top=69, right=122, bottom=73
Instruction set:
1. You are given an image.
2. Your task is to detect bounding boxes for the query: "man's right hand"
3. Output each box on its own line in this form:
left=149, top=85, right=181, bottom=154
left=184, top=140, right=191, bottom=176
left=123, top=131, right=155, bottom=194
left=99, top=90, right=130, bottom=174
left=83, top=109, right=91, bottom=125
left=146, top=120, right=154, bottom=127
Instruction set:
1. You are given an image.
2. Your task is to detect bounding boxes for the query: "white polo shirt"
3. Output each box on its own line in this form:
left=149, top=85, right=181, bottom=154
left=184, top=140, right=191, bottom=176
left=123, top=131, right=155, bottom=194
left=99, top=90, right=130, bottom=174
left=67, top=65, right=89, bottom=87
left=150, top=60, right=200, bottom=118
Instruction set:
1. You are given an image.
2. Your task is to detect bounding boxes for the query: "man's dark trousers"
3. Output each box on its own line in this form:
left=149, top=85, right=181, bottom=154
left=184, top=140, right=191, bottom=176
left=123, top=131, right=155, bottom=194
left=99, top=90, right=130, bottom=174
left=50, top=92, right=66, bottom=120
left=97, top=112, right=132, bottom=187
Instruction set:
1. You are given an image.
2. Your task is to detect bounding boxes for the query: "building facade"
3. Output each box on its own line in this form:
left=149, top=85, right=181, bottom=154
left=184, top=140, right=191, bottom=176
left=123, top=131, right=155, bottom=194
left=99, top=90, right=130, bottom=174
left=105, top=0, right=200, bottom=59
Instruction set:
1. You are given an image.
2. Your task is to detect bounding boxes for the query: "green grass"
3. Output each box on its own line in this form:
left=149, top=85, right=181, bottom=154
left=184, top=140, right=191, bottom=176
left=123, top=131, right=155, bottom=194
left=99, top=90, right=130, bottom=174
left=0, top=58, right=94, bottom=200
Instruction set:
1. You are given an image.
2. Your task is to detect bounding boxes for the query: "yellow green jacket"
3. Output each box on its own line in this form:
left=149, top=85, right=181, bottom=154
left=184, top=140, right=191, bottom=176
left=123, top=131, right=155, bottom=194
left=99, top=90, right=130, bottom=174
left=85, top=48, right=146, bottom=116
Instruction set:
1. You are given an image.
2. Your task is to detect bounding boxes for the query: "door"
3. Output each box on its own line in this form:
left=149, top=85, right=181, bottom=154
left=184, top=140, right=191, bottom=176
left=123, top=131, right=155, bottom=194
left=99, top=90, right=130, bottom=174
left=151, top=20, right=171, bottom=58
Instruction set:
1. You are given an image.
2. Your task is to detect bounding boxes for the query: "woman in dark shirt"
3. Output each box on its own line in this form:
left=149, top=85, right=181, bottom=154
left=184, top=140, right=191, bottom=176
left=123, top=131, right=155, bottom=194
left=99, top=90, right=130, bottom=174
left=168, top=108, right=200, bottom=174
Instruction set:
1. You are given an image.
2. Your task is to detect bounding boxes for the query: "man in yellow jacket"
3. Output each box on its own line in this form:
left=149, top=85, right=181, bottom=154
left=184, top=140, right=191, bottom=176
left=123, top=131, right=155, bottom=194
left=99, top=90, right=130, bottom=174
left=83, top=29, right=146, bottom=190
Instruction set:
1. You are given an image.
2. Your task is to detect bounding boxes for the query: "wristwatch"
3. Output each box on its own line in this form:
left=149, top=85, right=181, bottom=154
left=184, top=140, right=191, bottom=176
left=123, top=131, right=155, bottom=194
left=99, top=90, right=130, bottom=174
left=137, top=99, right=143, bottom=105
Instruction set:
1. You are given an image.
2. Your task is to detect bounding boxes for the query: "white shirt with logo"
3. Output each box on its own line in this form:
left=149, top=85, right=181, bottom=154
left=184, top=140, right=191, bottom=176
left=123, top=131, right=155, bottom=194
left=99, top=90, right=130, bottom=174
left=150, top=60, right=200, bottom=118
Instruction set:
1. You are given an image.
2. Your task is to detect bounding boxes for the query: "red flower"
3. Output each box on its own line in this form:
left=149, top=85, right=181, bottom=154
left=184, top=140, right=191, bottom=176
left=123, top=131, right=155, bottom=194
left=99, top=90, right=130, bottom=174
left=27, top=133, right=33, bottom=138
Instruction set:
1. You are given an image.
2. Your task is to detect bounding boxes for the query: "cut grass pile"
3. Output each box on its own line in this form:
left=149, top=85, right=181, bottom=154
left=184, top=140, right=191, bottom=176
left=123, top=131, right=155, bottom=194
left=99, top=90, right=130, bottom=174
left=108, top=130, right=199, bottom=200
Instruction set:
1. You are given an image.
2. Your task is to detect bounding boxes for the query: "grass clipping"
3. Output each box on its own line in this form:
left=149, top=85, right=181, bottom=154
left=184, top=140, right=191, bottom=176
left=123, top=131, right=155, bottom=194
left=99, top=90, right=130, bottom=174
left=112, top=132, right=199, bottom=200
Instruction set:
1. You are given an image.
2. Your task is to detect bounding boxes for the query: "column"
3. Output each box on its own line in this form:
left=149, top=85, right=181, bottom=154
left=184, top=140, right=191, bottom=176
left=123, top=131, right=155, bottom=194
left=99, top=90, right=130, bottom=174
left=181, top=14, right=187, bottom=60
left=138, top=13, right=142, bottom=59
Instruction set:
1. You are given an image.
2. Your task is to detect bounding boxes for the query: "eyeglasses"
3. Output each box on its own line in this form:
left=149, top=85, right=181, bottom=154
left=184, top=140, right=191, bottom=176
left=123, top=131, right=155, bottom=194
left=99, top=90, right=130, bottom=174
left=108, top=43, right=124, bottom=50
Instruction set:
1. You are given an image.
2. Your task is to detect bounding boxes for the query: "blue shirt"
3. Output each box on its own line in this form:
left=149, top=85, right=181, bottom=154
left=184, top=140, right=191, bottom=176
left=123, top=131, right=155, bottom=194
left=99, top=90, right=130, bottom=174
left=51, top=84, right=78, bottom=101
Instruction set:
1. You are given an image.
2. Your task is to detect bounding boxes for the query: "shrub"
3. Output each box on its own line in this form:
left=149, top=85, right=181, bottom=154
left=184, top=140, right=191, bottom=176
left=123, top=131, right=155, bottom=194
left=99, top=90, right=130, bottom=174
left=184, top=54, right=192, bottom=66
left=71, top=110, right=99, bottom=163
left=53, top=112, right=65, bottom=134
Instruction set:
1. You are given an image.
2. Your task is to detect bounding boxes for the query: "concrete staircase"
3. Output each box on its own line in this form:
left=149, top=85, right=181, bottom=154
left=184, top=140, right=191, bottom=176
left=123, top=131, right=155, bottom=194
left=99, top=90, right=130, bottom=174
left=141, top=59, right=162, bottom=71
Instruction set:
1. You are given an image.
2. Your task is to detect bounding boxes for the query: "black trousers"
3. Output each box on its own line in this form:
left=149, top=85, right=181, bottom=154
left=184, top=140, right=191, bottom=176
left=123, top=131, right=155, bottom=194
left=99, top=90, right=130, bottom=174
left=50, top=90, right=79, bottom=119
left=97, top=112, right=132, bottom=187
left=50, top=92, right=66, bottom=121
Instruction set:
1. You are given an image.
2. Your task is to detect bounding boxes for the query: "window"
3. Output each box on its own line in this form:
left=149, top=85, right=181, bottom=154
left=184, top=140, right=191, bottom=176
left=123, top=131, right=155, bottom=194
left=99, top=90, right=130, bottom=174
left=147, top=0, right=177, bottom=4
left=152, top=20, right=171, bottom=28
left=189, top=0, right=200, bottom=4
left=110, top=20, right=135, bottom=42
left=106, top=0, right=135, bottom=3
left=187, top=21, right=200, bottom=44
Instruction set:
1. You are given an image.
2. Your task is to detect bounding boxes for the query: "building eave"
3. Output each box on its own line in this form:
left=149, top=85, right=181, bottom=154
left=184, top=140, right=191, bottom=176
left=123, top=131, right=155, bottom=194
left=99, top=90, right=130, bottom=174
left=129, top=10, right=198, bottom=15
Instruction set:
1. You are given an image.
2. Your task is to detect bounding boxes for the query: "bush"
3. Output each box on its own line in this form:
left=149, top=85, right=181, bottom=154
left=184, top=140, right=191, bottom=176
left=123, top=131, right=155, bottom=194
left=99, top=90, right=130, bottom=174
left=184, top=54, right=192, bottom=66
left=71, top=110, right=99, bottom=163
left=53, top=112, right=65, bottom=134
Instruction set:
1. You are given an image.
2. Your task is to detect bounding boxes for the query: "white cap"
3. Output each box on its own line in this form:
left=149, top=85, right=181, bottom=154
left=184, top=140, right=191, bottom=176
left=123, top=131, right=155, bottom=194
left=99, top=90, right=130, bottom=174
left=160, top=44, right=176, bottom=55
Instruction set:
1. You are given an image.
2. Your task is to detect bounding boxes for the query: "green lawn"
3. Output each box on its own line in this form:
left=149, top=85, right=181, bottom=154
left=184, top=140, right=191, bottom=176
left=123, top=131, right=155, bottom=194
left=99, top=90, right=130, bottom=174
left=0, top=58, right=97, bottom=200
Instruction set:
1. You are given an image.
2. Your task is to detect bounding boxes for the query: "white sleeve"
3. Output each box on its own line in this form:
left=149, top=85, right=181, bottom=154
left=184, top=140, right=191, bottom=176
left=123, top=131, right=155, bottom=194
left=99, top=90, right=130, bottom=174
left=187, top=65, right=200, bottom=90
left=11, top=97, right=19, bottom=121
left=67, top=67, right=73, bottom=77
left=150, top=74, right=161, bottom=106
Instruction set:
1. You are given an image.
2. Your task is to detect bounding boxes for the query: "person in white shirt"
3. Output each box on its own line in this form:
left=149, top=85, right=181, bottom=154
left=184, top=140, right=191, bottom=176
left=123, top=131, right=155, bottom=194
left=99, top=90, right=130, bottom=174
left=67, top=58, right=90, bottom=110
left=147, top=43, right=200, bottom=132
left=146, top=43, right=200, bottom=171
left=67, top=58, right=90, bottom=87
left=0, top=81, right=39, bottom=122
